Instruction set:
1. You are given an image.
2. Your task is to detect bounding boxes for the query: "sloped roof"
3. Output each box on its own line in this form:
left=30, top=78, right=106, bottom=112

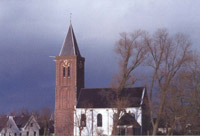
left=59, top=24, right=81, bottom=56
left=13, top=115, right=30, bottom=128
left=76, top=87, right=145, bottom=108
left=118, top=113, right=141, bottom=128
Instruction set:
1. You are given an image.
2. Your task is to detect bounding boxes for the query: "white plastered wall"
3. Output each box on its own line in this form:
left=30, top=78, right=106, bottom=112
left=74, top=107, right=142, bottom=136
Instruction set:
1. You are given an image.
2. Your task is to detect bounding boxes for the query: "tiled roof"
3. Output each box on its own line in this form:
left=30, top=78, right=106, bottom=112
left=59, top=24, right=81, bottom=56
left=76, top=87, right=145, bottom=108
left=13, top=115, right=30, bottom=128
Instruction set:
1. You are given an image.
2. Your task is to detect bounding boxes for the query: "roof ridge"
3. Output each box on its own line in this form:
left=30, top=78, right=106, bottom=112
left=81, top=88, right=111, bottom=90
left=70, top=24, right=76, bottom=55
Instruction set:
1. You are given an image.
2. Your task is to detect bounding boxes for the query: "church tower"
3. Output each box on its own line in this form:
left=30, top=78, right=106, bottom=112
left=55, top=23, right=85, bottom=136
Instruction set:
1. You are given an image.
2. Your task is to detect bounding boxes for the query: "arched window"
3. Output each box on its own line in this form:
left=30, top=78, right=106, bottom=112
left=63, top=67, right=66, bottom=77
left=81, top=114, right=86, bottom=127
left=97, top=114, right=102, bottom=127
left=67, top=66, right=70, bottom=77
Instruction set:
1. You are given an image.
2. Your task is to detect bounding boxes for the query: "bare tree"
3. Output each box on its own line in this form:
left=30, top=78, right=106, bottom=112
left=187, top=54, right=200, bottom=118
left=163, top=79, right=187, bottom=135
left=9, top=107, right=30, bottom=116
left=0, top=114, right=9, bottom=136
left=144, top=29, right=192, bottom=135
left=74, top=109, right=87, bottom=136
left=74, top=101, right=95, bottom=136
left=39, top=107, right=53, bottom=136
left=112, top=29, right=193, bottom=135
left=111, top=31, right=147, bottom=135
left=179, top=53, right=200, bottom=133
left=163, top=53, right=200, bottom=135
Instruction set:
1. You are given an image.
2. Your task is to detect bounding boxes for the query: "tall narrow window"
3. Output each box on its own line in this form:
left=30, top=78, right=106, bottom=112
left=34, top=131, right=36, bottom=136
left=67, top=66, right=70, bottom=77
left=63, top=67, right=66, bottom=77
left=81, top=114, right=86, bottom=127
left=27, top=131, right=29, bottom=136
left=97, top=114, right=102, bottom=127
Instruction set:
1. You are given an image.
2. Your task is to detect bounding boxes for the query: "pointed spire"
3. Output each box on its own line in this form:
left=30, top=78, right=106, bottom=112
left=59, top=24, right=81, bottom=56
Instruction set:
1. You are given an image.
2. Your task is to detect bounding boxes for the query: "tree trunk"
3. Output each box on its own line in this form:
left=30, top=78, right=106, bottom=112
left=152, top=91, right=167, bottom=135
left=43, top=127, right=47, bottom=136
left=79, top=129, right=82, bottom=136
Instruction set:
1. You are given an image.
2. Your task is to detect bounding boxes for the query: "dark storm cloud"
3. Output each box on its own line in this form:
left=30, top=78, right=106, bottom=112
left=0, top=0, right=200, bottom=113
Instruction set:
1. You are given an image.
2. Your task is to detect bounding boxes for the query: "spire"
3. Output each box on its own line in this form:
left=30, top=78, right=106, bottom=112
left=59, top=24, right=81, bottom=56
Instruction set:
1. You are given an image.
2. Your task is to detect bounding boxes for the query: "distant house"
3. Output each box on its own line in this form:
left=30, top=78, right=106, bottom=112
left=155, top=119, right=170, bottom=135
left=0, top=115, right=40, bottom=136
left=117, top=112, right=141, bottom=135
left=186, top=124, right=200, bottom=135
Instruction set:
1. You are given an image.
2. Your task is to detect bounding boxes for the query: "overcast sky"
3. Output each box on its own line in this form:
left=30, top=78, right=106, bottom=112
left=0, top=0, right=200, bottom=113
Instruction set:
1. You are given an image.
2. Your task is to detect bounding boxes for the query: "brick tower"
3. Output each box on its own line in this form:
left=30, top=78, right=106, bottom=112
left=55, top=23, right=85, bottom=136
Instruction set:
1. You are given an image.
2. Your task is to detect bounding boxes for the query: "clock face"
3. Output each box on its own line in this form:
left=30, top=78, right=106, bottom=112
left=63, top=60, right=70, bottom=67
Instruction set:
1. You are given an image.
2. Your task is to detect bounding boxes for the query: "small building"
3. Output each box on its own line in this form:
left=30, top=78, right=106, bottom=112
left=0, top=115, right=40, bottom=136
left=117, top=112, right=141, bottom=135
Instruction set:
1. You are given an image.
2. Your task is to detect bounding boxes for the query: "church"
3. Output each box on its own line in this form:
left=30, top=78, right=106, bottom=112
left=54, top=23, right=151, bottom=136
